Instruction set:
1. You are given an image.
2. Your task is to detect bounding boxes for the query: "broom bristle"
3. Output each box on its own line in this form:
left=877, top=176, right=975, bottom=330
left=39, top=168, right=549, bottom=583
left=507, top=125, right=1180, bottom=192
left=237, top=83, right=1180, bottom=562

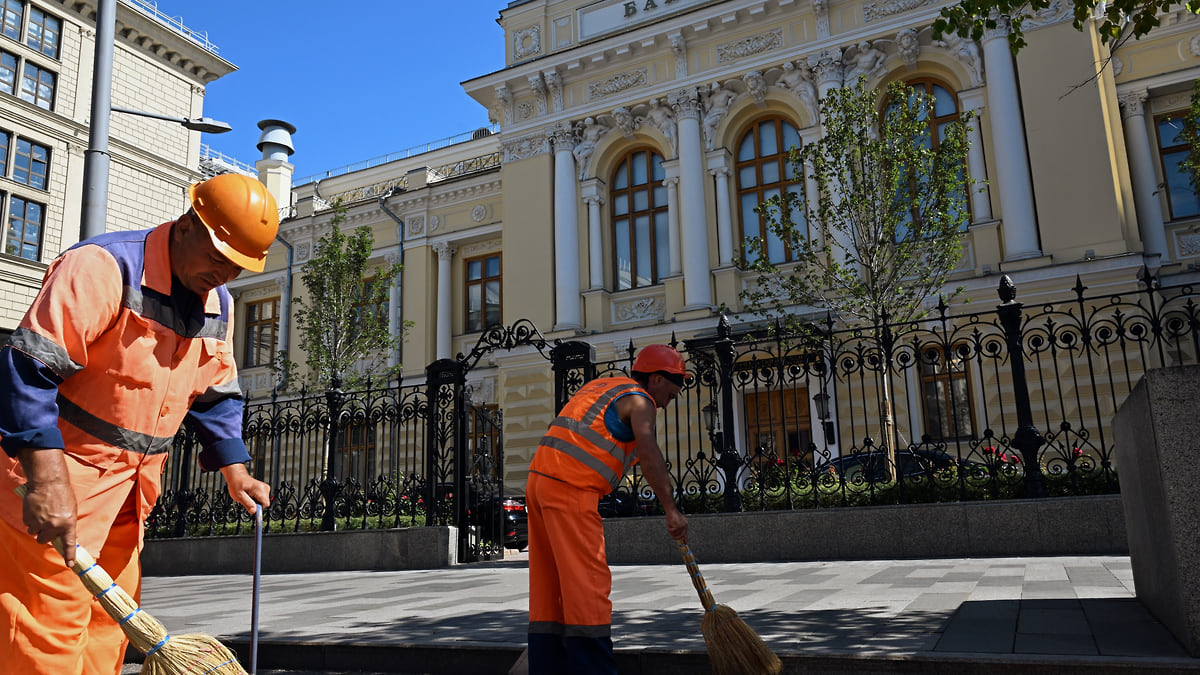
left=72, top=542, right=246, bottom=673
left=141, top=633, right=246, bottom=675
left=700, top=604, right=782, bottom=675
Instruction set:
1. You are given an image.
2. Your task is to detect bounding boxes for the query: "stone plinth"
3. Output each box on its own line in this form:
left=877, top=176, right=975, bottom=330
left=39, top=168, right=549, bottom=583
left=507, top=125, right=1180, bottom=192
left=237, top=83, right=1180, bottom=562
left=1114, top=365, right=1200, bottom=656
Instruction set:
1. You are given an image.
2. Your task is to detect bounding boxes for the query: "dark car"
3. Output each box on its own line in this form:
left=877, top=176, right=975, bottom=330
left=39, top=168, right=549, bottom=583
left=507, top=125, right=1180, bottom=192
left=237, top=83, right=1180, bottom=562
left=598, top=490, right=650, bottom=518
left=436, top=484, right=528, bottom=551
left=820, top=448, right=983, bottom=481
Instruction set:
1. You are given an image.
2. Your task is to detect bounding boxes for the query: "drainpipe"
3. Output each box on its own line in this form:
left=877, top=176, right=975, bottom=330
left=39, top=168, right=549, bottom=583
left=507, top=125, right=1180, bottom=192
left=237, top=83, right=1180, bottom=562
left=378, top=190, right=405, bottom=371
left=272, top=235, right=294, bottom=395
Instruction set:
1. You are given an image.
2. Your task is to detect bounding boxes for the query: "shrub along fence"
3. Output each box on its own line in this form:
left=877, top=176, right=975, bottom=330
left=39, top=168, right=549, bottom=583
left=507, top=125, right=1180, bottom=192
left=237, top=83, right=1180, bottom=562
left=147, top=270, right=1198, bottom=555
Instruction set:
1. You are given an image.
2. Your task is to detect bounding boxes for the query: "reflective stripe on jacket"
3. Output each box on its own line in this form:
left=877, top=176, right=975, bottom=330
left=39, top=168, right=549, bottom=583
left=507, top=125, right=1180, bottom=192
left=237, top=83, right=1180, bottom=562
left=530, top=377, right=648, bottom=493
left=0, top=220, right=246, bottom=542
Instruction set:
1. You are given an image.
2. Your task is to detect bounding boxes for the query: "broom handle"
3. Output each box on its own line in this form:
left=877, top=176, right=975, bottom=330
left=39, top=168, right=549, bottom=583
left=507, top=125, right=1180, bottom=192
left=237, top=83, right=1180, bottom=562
left=675, top=538, right=717, bottom=612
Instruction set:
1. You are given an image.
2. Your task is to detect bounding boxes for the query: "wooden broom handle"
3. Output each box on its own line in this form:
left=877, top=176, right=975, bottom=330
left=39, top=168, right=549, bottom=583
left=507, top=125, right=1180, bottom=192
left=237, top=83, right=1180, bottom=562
left=675, top=538, right=717, bottom=612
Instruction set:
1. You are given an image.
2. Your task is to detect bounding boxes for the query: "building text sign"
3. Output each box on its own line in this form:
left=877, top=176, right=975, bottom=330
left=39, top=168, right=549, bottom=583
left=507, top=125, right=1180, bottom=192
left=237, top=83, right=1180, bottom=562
left=578, top=0, right=708, bottom=41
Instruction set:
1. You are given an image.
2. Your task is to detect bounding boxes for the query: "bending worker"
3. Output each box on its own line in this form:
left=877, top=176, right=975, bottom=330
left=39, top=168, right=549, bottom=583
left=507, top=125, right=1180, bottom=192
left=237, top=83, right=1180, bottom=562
left=526, top=344, right=691, bottom=674
left=0, top=173, right=278, bottom=675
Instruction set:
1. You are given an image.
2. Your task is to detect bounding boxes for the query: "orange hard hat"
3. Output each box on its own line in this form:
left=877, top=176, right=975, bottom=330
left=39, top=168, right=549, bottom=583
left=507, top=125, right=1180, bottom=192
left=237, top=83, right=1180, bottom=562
left=632, top=344, right=687, bottom=376
left=188, top=174, right=280, bottom=273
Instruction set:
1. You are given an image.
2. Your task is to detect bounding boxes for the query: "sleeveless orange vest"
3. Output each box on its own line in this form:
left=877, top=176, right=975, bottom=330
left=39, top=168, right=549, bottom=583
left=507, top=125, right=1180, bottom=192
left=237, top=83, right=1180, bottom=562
left=530, top=377, right=648, bottom=494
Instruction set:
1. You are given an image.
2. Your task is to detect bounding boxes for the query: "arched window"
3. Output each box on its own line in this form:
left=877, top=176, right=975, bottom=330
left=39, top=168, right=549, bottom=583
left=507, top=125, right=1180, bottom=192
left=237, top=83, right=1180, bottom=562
left=734, top=117, right=804, bottom=264
left=892, top=78, right=969, bottom=231
left=611, top=148, right=667, bottom=290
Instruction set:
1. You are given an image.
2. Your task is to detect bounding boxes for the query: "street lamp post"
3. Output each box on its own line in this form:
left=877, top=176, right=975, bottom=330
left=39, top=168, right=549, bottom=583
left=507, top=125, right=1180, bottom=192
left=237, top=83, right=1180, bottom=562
left=78, top=0, right=231, bottom=241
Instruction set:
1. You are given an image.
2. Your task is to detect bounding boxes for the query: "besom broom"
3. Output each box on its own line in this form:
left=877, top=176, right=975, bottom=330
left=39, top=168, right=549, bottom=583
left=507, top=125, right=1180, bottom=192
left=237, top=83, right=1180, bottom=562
left=16, top=484, right=247, bottom=675
left=676, top=538, right=782, bottom=675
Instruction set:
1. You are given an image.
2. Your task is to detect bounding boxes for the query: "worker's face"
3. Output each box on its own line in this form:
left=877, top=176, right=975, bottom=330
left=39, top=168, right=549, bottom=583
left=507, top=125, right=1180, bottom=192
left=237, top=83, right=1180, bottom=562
left=647, top=373, right=684, bottom=410
left=170, top=212, right=243, bottom=295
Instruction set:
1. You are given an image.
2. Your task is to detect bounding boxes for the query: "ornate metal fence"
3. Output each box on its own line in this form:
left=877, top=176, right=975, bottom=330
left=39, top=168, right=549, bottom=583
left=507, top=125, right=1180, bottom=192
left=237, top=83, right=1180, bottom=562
left=556, top=271, right=1199, bottom=515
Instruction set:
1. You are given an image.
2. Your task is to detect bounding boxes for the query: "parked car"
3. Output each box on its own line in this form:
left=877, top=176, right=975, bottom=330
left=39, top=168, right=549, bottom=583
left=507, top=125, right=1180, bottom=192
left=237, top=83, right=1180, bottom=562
left=819, top=448, right=984, bottom=482
left=435, top=484, right=528, bottom=551
left=598, top=490, right=650, bottom=518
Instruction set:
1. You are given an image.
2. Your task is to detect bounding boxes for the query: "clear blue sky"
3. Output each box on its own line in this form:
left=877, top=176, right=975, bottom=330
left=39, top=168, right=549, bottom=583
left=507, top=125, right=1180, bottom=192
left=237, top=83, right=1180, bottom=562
left=150, top=1, right=507, bottom=182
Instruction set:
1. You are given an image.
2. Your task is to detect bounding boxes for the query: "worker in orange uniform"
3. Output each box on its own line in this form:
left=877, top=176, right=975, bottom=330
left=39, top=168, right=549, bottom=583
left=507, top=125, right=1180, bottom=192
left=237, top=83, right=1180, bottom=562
left=0, top=173, right=279, bottom=675
left=526, top=344, right=691, bottom=675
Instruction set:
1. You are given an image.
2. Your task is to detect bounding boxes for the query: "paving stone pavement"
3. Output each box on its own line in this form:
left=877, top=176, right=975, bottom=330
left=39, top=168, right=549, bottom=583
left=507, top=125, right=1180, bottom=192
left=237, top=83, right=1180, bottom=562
left=122, top=554, right=1200, bottom=674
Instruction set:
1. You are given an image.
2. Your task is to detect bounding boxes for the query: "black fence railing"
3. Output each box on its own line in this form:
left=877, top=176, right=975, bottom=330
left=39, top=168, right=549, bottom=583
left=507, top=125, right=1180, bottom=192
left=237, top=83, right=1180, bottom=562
left=147, top=270, right=1198, bottom=545
left=559, top=271, right=1198, bottom=516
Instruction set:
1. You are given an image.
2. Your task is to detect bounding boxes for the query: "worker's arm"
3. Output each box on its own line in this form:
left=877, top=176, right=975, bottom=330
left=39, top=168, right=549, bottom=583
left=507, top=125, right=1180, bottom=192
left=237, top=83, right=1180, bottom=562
left=1, top=247, right=121, bottom=566
left=626, top=395, right=689, bottom=543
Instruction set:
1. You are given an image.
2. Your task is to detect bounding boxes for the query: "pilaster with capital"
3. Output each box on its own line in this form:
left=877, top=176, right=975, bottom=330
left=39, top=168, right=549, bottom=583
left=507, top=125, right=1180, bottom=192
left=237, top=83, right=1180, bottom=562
left=958, top=88, right=992, bottom=222
left=582, top=179, right=607, bottom=290
left=1118, top=89, right=1167, bottom=260
left=707, top=149, right=735, bottom=266
left=432, top=241, right=456, bottom=359
left=809, top=48, right=844, bottom=96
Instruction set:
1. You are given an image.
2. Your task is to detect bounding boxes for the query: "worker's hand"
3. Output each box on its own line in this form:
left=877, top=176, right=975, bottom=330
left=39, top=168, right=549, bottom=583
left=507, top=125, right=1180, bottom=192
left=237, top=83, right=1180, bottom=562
left=220, top=463, right=271, bottom=514
left=665, top=509, right=689, bottom=544
left=16, top=447, right=78, bottom=567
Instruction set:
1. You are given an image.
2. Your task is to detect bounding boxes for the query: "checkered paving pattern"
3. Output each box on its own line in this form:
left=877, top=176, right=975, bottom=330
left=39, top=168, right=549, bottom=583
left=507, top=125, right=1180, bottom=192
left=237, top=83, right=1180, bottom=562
left=134, top=555, right=1199, bottom=670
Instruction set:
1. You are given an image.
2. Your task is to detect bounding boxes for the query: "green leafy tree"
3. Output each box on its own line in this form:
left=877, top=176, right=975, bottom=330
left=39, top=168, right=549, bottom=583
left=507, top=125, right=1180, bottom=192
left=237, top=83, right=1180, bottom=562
left=1183, top=81, right=1200, bottom=199
left=934, top=0, right=1200, bottom=53
left=285, top=201, right=405, bottom=392
left=738, top=78, right=974, bottom=468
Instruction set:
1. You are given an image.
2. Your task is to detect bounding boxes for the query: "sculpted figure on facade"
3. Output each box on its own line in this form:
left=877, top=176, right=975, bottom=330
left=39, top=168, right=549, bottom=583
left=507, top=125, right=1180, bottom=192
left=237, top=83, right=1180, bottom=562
left=935, top=33, right=983, bottom=85
left=572, top=116, right=613, bottom=179
left=612, top=106, right=638, bottom=139
left=896, top=28, right=921, bottom=68
left=743, top=70, right=767, bottom=106
left=529, top=73, right=548, bottom=115
left=777, top=60, right=818, bottom=123
left=846, top=41, right=887, bottom=82
left=701, top=82, right=738, bottom=150
left=642, top=98, right=678, bottom=155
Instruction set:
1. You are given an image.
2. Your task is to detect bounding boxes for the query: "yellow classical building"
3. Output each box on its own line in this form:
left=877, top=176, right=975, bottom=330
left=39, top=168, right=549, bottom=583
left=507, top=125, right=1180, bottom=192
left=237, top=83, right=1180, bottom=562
left=226, top=0, right=1198, bottom=494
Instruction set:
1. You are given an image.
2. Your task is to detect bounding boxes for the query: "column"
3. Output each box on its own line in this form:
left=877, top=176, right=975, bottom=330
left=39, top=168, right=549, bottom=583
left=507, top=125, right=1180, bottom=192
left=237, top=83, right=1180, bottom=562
left=664, top=166, right=682, bottom=276
left=1118, top=89, right=1168, bottom=260
left=708, top=150, right=734, bottom=266
left=550, top=124, right=582, bottom=330
left=811, top=49, right=852, bottom=264
left=959, top=88, right=993, bottom=222
left=981, top=16, right=1041, bottom=261
left=580, top=181, right=606, bottom=290
left=673, top=90, right=713, bottom=309
left=384, top=252, right=400, bottom=368
left=433, top=241, right=455, bottom=360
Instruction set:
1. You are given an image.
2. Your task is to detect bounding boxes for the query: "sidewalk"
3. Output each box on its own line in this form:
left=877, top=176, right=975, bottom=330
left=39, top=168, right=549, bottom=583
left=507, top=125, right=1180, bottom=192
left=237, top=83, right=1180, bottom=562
left=129, top=553, right=1200, bottom=674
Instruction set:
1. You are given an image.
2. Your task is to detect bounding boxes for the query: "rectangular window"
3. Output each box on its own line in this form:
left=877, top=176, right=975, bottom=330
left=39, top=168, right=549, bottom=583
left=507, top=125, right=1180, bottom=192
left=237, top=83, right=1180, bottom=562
left=243, top=297, right=279, bottom=368
left=1156, top=112, right=1200, bottom=221
left=350, top=277, right=388, bottom=339
left=919, top=344, right=975, bottom=441
left=0, top=50, right=15, bottom=95
left=0, top=0, right=21, bottom=41
left=465, top=253, right=501, bottom=332
left=12, top=137, right=47, bottom=188
left=19, top=60, right=53, bottom=109
left=6, top=195, right=42, bottom=261
left=25, top=7, right=59, bottom=58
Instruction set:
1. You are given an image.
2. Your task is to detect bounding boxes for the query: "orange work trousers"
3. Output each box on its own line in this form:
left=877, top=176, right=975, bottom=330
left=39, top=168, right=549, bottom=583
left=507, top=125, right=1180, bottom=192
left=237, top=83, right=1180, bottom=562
left=526, top=471, right=616, bottom=675
left=0, top=482, right=141, bottom=675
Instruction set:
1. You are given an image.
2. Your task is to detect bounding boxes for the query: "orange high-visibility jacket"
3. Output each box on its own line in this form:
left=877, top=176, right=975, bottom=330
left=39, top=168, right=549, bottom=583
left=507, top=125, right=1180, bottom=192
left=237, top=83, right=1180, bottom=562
left=0, top=221, right=247, bottom=546
left=530, top=377, right=650, bottom=494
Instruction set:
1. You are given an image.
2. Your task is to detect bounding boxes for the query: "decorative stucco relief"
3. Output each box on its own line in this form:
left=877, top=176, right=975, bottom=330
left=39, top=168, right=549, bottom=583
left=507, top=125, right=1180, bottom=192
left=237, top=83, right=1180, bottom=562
left=503, top=133, right=550, bottom=162
left=1178, top=231, right=1200, bottom=258
left=514, top=25, right=541, bottom=60
left=461, top=239, right=502, bottom=257
left=864, top=0, right=934, bottom=22
left=613, top=295, right=665, bottom=323
left=717, top=29, right=783, bottom=63
left=589, top=68, right=649, bottom=100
